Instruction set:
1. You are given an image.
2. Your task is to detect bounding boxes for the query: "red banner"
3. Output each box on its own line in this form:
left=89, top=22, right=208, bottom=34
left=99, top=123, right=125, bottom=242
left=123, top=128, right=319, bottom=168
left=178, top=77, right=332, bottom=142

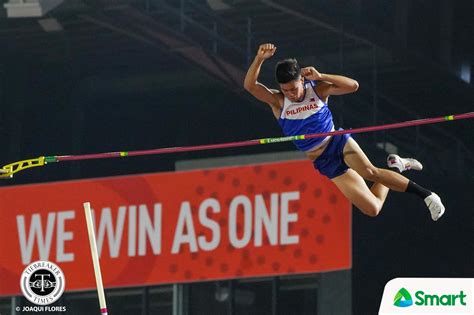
left=0, top=160, right=351, bottom=296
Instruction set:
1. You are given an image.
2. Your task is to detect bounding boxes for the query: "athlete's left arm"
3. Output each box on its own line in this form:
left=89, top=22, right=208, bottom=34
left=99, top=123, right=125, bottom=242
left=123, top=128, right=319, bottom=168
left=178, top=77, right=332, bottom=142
left=301, top=67, right=359, bottom=99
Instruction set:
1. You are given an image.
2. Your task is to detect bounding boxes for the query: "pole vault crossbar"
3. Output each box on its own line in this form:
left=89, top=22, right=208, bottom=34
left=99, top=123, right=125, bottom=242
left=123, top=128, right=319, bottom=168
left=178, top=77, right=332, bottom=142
left=1, top=112, right=472, bottom=179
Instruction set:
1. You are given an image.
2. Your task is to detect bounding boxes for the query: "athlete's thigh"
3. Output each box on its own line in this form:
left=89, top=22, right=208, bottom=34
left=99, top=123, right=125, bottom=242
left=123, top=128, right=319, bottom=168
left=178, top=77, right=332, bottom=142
left=331, top=168, right=378, bottom=213
left=342, top=137, right=375, bottom=173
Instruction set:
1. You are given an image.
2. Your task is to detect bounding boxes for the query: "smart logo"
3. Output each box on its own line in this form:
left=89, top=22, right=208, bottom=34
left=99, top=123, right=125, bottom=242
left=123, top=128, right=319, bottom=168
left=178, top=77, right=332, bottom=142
left=414, top=290, right=467, bottom=306
left=379, top=278, right=473, bottom=315
left=393, top=288, right=413, bottom=307
left=393, top=288, right=467, bottom=307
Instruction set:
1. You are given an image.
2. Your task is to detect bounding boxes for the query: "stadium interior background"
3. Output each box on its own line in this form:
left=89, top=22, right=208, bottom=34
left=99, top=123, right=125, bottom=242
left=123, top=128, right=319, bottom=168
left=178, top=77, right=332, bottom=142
left=0, top=0, right=472, bottom=314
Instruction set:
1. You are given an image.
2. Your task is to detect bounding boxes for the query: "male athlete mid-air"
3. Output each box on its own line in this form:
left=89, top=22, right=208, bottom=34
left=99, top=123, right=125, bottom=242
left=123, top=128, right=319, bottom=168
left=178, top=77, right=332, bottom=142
left=244, top=43, right=445, bottom=220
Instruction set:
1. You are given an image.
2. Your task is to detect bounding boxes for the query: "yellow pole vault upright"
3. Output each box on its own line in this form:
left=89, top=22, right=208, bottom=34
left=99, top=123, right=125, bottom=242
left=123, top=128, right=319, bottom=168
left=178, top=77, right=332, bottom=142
left=83, top=202, right=109, bottom=315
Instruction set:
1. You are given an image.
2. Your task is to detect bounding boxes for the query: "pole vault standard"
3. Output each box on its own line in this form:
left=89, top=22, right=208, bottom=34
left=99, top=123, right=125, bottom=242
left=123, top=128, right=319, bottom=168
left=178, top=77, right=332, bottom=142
left=84, top=202, right=109, bottom=315
left=1, top=112, right=472, bottom=178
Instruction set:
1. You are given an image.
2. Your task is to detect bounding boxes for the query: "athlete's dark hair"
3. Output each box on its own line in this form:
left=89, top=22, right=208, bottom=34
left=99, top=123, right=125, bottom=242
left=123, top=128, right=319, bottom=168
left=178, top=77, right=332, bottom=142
left=275, top=58, right=301, bottom=84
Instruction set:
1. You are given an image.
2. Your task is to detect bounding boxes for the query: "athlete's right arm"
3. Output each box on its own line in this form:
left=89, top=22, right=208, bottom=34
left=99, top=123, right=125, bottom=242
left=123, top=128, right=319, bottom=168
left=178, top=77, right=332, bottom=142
left=243, top=43, right=283, bottom=110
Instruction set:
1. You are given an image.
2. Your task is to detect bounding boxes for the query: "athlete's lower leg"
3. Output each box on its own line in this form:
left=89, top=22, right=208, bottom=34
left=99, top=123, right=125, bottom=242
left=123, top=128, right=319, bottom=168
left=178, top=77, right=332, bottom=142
left=359, top=166, right=409, bottom=192
left=370, top=182, right=389, bottom=205
left=342, top=138, right=445, bottom=220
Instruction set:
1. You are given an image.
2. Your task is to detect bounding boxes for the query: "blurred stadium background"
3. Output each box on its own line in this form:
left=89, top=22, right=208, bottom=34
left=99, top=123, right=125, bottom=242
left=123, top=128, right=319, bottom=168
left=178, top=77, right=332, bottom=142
left=0, top=0, right=472, bottom=314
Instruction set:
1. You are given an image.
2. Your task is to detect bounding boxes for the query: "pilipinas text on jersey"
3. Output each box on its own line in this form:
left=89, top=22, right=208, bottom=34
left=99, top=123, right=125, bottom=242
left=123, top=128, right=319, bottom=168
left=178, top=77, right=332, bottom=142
left=278, top=80, right=334, bottom=152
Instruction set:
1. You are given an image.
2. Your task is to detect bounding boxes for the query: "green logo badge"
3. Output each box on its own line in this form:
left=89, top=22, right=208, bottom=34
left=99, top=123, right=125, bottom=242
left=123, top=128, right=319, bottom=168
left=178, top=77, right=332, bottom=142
left=394, top=288, right=413, bottom=307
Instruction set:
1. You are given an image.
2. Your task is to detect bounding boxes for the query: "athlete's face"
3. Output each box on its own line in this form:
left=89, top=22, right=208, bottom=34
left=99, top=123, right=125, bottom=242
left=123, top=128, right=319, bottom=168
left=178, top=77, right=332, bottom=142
left=279, top=76, right=304, bottom=102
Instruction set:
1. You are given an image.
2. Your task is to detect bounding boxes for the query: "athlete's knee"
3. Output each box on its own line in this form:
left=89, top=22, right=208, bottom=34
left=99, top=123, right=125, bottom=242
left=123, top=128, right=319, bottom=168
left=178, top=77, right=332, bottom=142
left=361, top=201, right=382, bottom=217
left=358, top=166, right=381, bottom=182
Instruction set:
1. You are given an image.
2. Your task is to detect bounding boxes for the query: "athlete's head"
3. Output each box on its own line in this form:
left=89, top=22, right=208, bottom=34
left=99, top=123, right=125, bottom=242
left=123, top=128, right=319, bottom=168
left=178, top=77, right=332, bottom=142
left=275, top=58, right=304, bottom=102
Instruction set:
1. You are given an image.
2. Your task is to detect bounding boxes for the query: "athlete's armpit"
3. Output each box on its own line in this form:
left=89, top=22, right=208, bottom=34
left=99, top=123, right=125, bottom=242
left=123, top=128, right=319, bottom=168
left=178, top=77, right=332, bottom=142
left=245, top=82, right=283, bottom=109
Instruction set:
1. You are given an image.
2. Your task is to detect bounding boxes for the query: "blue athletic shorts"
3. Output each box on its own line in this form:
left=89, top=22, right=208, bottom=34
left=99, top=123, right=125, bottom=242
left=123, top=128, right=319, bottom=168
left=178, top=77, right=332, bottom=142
left=313, top=131, right=351, bottom=179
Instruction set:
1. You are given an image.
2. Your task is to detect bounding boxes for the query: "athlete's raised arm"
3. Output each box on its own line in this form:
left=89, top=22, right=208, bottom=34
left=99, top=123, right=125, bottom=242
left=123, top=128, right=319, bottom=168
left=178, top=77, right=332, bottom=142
left=301, top=66, right=359, bottom=101
left=244, top=43, right=283, bottom=112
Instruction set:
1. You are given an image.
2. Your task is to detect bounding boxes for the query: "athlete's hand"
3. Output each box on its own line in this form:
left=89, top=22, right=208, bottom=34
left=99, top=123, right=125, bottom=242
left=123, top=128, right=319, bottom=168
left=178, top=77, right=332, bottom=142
left=256, top=43, right=277, bottom=60
left=301, top=67, right=324, bottom=81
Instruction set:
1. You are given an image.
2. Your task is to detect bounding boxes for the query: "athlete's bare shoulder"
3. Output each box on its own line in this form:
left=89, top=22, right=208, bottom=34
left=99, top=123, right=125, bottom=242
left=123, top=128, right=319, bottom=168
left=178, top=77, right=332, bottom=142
left=267, top=89, right=284, bottom=119
left=269, top=89, right=284, bottom=108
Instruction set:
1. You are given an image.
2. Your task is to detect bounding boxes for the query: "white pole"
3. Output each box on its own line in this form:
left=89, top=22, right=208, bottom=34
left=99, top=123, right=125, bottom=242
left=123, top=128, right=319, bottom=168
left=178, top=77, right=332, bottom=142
left=83, top=202, right=109, bottom=315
